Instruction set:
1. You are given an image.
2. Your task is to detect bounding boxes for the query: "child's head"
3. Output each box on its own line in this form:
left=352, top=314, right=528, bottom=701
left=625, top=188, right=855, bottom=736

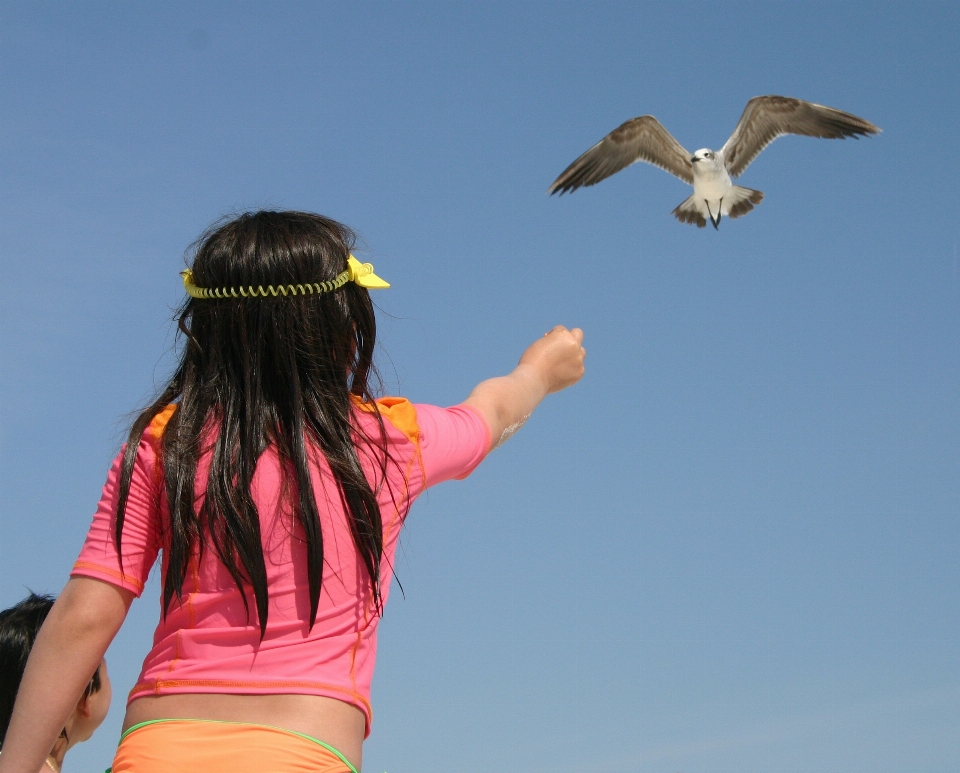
left=0, top=593, right=111, bottom=750
left=181, top=210, right=379, bottom=401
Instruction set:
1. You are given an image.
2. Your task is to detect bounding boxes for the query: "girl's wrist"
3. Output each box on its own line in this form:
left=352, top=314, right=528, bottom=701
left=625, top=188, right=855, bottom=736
left=511, top=362, right=551, bottom=400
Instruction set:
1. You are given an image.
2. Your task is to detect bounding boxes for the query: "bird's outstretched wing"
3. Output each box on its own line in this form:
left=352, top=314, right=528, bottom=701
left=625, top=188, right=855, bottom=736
left=549, top=116, right=693, bottom=194
left=721, top=96, right=880, bottom=178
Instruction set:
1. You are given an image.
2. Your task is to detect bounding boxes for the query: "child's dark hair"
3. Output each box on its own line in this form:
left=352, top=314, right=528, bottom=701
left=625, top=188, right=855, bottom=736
left=116, top=211, right=389, bottom=637
left=0, top=593, right=102, bottom=747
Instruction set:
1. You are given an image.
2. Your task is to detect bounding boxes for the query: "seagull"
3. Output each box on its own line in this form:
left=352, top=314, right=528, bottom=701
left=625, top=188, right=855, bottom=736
left=548, top=95, right=880, bottom=229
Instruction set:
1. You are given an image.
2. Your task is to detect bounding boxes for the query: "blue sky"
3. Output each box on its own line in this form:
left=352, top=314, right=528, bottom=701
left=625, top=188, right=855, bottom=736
left=1, top=2, right=958, bottom=772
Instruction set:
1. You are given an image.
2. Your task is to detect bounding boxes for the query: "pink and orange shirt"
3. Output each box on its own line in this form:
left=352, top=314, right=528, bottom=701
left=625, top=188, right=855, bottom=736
left=71, top=398, right=490, bottom=736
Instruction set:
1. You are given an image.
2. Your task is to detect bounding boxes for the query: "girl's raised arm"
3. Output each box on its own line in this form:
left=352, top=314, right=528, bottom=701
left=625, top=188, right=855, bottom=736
left=464, top=326, right=585, bottom=449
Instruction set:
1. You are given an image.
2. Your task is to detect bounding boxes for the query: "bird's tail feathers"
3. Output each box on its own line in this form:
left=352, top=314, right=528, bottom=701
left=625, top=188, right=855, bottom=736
left=672, top=186, right=764, bottom=229
left=726, top=186, right=764, bottom=219
left=672, top=196, right=707, bottom=228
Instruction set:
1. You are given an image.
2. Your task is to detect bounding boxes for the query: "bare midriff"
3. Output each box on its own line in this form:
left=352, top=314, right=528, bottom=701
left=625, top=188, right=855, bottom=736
left=123, top=694, right=365, bottom=771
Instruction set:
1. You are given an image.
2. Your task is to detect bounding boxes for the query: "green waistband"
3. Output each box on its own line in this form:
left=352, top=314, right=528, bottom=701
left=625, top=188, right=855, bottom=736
left=117, top=718, right=359, bottom=773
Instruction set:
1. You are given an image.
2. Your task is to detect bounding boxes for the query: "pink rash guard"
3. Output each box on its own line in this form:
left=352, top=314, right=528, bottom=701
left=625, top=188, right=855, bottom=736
left=71, top=397, right=490, bottom=736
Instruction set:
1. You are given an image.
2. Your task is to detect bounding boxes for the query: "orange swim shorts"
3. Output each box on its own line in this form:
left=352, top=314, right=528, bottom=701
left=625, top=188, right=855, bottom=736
left=110, top=719, right=357, bottom=773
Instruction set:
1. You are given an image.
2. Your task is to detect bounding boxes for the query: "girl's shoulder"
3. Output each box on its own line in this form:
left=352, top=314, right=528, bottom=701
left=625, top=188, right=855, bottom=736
left=350, top=395, right=419, bottom=447
left=129, top=403, right=179, bottom=464
left=145, top=403, right=178, bottom=447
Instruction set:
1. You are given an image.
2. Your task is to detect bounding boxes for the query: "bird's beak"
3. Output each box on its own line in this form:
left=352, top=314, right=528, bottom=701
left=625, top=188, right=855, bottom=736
left=690, top=157, right=699, bottom=163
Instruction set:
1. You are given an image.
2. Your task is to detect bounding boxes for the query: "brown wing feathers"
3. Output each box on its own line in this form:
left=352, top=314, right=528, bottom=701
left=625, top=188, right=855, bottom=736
left=549, top=116, right=693, bottom=195
left=722, top=96, right=880, bottom=178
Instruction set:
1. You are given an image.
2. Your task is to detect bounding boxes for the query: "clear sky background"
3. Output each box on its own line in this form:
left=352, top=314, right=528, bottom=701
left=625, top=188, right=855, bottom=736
left=1, top=3, right=958, bottom=772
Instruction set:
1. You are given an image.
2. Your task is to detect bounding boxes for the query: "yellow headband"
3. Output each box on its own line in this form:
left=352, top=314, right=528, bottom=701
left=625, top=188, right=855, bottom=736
left=181, top=255, right=389, bottom=299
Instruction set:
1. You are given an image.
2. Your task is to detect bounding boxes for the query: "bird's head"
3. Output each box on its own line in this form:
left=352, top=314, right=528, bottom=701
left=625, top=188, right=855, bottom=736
left=691, top=148, right=719, bottom=165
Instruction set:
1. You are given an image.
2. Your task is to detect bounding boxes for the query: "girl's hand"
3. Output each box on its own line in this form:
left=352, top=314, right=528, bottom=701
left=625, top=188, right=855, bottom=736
left=464, top=326, right=585, bottom=449
left=517, top=326, right=586, bottom=395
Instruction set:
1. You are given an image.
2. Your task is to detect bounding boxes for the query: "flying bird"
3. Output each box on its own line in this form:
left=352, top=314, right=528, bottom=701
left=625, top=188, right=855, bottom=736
left=548, top=95, right=880, bottom=229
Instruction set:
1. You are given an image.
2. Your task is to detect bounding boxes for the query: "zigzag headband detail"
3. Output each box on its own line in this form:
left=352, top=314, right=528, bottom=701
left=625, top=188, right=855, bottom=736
left=181, top=255, right=389, bottom=299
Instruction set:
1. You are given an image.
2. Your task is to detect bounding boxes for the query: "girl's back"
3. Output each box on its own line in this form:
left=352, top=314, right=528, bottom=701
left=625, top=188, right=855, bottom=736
left=78, top=392, right=488, bottom=750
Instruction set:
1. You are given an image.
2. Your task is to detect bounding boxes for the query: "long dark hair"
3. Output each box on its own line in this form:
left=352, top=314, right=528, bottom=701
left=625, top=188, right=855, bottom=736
left=116, top=211, right=388, bottom=636
left=0, top=593, right=102, bottom=747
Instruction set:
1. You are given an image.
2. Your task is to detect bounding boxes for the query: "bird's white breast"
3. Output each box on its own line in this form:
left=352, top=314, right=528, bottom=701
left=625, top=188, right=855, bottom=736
left=691, top=155, right=733, bottom=199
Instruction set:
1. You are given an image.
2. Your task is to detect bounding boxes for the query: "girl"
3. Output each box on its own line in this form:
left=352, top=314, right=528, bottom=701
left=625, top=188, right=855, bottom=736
left=0, top=211, right=585, bottom=773
left=0, top=593, right=111, bottom=773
